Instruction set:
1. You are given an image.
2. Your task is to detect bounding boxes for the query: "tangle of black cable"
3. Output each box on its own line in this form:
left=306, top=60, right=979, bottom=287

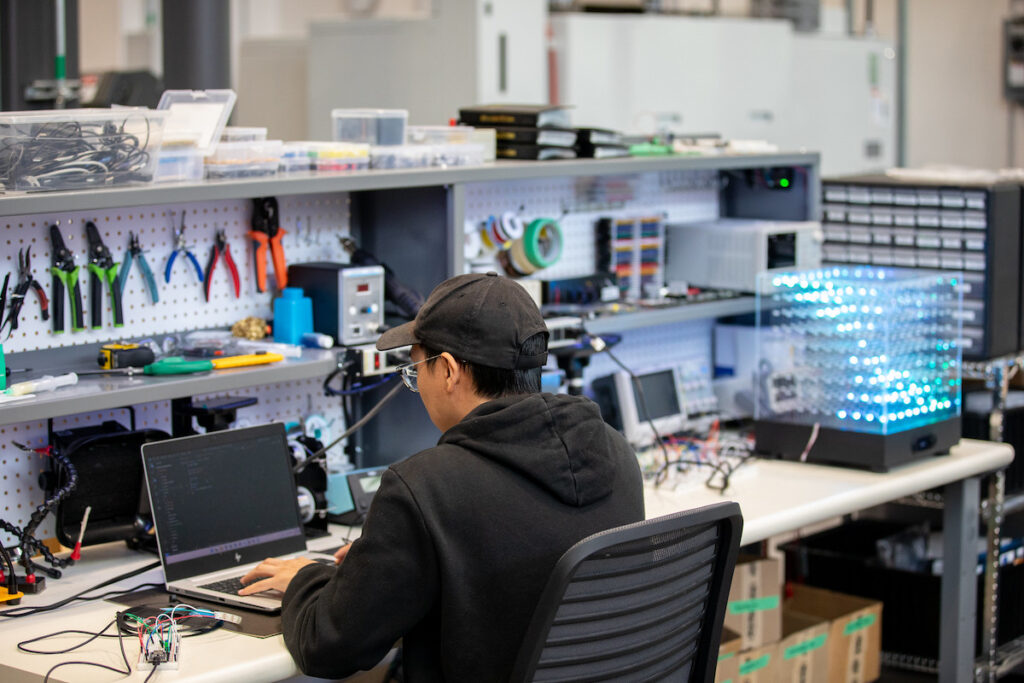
left=0, top=115, right=154, bottom=190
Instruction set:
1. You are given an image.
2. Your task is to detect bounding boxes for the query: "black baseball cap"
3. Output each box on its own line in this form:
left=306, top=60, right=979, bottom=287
left=376, top=272, right=549, bottom=369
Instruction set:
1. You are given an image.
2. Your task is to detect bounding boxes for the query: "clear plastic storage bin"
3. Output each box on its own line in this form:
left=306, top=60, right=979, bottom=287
left=279, top=142, right=370, bottom=174
left=753, top=265, right=963, bottom=471
left=221, top=126, right=267, bottom=143
left=154, top=145, right=204, bottom=183
left=369, top=144, right=431, bottom=170
left=204, top=139, right=283, bottom=179
left=0, top=108, right=168, bottom=191
left=332, top=109, right=407, bottom=146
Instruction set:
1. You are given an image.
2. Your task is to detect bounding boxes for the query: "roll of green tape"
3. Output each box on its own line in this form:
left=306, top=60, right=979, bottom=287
left=523, top=218, right=563, bottom=269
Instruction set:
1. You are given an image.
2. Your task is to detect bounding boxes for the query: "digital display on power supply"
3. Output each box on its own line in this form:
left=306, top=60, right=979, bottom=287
left=357, top=283, right=370, bottom=293
left=632, top=370, right=681, bottom=420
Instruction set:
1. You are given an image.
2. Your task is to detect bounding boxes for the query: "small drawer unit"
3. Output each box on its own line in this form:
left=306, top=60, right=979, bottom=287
left=821, top=175, right=1022, bottom=360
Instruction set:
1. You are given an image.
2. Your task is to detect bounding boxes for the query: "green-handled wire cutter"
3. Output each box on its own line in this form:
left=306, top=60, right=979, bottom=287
left=86, top=221, right=123, bottom=329
left=48, top=224, right=84, bottom=333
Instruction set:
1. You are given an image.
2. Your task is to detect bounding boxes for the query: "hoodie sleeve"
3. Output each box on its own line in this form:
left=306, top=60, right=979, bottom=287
left=281, top=468, right=438, bottom=678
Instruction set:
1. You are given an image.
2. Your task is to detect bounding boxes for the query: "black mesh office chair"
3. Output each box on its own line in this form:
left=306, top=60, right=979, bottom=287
left=510, top=502, right=743, bottom=683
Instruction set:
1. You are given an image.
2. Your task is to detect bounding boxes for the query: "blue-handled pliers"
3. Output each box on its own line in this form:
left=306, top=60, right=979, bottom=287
left=165, top=209, right=204, bottom=285
left=119, top=231, right=159, bottom=304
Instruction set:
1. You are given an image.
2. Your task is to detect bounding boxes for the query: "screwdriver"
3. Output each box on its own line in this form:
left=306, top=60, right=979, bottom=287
left=76, top=353, right=285, bottom=377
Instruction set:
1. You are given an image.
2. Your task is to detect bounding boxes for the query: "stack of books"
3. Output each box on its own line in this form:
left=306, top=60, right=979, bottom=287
left=459, top=105, right=577, bottom=160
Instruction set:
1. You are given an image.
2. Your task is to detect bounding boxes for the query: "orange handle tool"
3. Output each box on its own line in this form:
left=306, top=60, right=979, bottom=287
left=269, top=229, right=288, bottom=289
left=247, top=230, right=269, bottom=292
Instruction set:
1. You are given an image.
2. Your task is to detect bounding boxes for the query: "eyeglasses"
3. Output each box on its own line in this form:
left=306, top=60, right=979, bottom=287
left=396, top=354, right=442, bottom=393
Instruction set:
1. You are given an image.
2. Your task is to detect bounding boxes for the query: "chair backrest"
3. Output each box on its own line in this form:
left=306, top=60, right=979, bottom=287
left=510, top=502, right=743, bottom=683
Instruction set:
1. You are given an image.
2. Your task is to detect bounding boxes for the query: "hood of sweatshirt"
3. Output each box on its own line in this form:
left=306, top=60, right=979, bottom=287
left=438, top=393, right=625, bottom=507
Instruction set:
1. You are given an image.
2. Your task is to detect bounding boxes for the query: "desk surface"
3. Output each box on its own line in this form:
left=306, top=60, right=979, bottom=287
left=0, top=439, right=1012, bottom=682
left=645, top=438, right=1014, bottom=545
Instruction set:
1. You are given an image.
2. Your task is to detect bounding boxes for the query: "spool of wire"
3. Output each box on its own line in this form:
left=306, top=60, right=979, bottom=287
left=480, top=212, right=526, bottom=250
left=498, top=218, right=563, bottom=276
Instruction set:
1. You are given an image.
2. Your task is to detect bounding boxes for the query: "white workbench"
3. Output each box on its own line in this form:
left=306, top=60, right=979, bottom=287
left=0, top=439, right=1012, bottom=683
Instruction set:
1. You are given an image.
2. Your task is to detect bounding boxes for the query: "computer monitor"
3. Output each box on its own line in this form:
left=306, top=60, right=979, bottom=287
left=591, top=366, right=689, bottom=447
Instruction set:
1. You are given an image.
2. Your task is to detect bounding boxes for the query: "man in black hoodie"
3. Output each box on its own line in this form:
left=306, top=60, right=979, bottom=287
left=239, top=272, right=645, bottom=681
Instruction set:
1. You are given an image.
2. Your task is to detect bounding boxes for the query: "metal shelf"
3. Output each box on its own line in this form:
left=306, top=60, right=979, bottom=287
left=0, top=348, right=337, bottom=427
left=584, top=296, right=756, bottom=334
left=0, top=152, right=819, bottom=217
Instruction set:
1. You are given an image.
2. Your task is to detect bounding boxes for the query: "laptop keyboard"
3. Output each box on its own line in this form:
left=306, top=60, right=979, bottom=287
left=199, top=559, right=335, bottom=596
left=199, top=576, right=247, bottom=595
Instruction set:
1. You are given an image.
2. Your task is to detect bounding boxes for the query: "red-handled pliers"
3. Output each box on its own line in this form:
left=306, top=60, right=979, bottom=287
left=205, top=228, right=240, bottom=301
left=248, top=197, right=287, bottom=293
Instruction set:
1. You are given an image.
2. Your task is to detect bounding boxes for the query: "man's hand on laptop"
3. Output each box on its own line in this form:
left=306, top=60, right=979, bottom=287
left=238, top=557, right=317, bottom=596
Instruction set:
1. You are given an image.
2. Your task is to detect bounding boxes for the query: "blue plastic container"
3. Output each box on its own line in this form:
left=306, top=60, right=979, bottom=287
left=273, top=288, right=314, bottom=345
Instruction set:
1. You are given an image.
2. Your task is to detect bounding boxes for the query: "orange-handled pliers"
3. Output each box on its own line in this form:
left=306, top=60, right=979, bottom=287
left=248, top=197, right=287, bottom=293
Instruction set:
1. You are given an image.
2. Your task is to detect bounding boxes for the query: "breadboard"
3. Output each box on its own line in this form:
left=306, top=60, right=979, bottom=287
left=463, top=170, right=720, bottom=280
left=0, top=375, right=345, bottom=550
left=0, top=193, right=350, bottom=353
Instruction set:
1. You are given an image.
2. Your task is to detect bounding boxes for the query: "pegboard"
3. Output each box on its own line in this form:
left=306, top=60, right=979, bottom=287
left=0, top=376, right=346, bottom=551
left=0, top=192, right=351, bottom=353
left=579, top=318, right=715, bottom=387
left=462, top=169, right=720, bottom=280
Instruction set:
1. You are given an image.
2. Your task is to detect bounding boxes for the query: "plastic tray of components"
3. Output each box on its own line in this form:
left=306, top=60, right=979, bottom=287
left=0, top=107, right=168, bottom=192
left=204, top=139, right=283, bottom=179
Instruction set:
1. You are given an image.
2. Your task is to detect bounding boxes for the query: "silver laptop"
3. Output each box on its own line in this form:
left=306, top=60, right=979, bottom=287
left=142, top=423, right=326, bottom=613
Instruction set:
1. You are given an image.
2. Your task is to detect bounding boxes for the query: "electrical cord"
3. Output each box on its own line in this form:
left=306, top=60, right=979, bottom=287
left=578, top=323, right=675, bottom=482
left=0, top=116, right=155, bottom=190
left=324, top=370, right=398, bottom=397
left=17, top=617, right=132, bottom=683
left=0, top=560, right=160, bottom=618
left=296, top=379, right=405, bottom=474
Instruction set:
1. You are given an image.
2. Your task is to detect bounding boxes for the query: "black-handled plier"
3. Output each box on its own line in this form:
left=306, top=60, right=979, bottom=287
left=3, top=247, right=50, bottom=338
left=86, top=221, right=123, bottom=329
left=48, top=224, right=85, bottom=334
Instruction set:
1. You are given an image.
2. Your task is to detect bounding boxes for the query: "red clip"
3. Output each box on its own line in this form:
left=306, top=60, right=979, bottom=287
left=25, top=573, right=35, bottom=584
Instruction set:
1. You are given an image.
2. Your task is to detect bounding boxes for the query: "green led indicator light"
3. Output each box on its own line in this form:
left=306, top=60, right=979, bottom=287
left=779, top=178, right=790, bottom=188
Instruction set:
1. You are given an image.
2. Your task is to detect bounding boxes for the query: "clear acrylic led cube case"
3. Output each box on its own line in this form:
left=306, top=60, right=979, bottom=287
left=753, top=266, right=963, bottom=471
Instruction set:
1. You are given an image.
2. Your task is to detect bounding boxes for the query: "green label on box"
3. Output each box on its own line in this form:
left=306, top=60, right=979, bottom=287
left=843, top=613, right=877, bottom=636
left=718, top=652, right=736, bottom=662
left=739, top=654, right=771, bottom=675
left=728, top=595, right=780, bottom=615
left=784, top=634, right=828, bottom=659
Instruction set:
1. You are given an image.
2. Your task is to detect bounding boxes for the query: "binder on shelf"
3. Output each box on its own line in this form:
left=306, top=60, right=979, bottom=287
left=576, top=127, right=623, bottom=146
left=491, top=126, right=578, bottom=147
left=578, top=144, right=631, bottom=159
left=458, top=104, right=572, bottom=129
left=496, top=144, right=578, bottom=161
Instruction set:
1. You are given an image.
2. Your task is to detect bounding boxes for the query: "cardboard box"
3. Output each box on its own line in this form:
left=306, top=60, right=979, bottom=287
left=716, top=627, right=743, bottom=683
left=736, top=642, right=778, bottom=683
left=785, top=584, right=883, bottom=683
left=778, top=610, right=830, bottom=683
left=725, top=556, right=783, bottom=649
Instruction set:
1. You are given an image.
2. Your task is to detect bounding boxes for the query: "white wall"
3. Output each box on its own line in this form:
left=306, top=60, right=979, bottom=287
left=77, top=0, right=1024, bottom=172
